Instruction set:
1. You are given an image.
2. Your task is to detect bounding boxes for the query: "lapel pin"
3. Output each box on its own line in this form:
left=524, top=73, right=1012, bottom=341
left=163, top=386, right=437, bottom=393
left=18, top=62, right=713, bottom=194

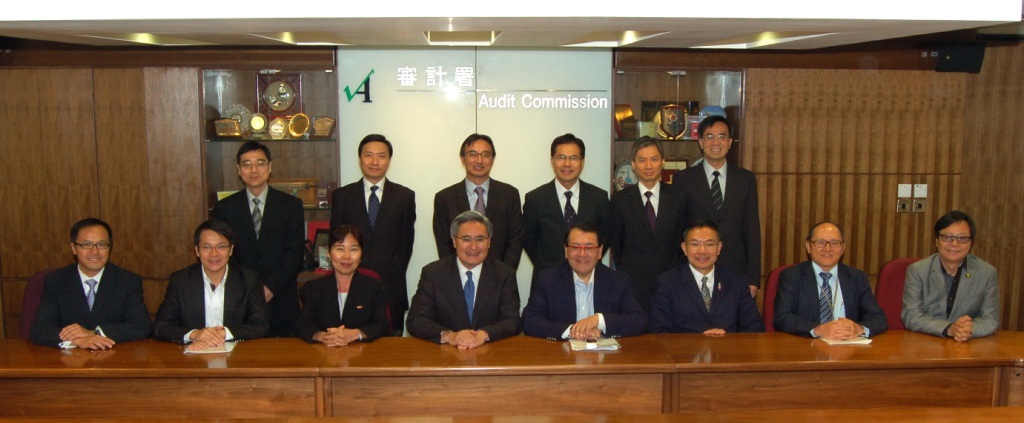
left=965, top=273, right=971, bottom=278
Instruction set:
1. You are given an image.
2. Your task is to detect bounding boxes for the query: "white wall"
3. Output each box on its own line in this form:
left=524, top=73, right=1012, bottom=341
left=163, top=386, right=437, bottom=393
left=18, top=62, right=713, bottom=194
left=337, top=47, right=612, bottom=319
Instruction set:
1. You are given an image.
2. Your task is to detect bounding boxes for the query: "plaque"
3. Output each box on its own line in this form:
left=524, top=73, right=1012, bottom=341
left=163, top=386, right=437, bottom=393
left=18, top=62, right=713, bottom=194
left=250, top=113, right=268, bottom=132
left=311, top=117, right=336, bottom=138
left=223, top=104, right=252, bottom=134
left=213, top=118, right=242, bottom=137
left=288, top=113, right=310, bottom=138
left=268, top=117, right=288, bottom=140
left=657, top=104, right=687, bottom=140
left=257, top=73, right=302, bottom=119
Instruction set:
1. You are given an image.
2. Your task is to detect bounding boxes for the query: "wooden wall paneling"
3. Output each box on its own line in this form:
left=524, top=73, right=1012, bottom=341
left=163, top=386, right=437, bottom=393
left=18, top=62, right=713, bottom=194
left=962, top=43, right=1024, bottom=331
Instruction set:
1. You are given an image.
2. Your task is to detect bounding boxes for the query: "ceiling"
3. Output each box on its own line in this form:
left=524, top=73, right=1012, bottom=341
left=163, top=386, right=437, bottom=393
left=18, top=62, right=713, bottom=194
left=0, top=2, right=1020, bottom=50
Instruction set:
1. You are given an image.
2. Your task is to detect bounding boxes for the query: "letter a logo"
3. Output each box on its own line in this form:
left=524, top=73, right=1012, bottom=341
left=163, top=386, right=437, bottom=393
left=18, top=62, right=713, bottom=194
left=344, top=69, right=374, bottom=103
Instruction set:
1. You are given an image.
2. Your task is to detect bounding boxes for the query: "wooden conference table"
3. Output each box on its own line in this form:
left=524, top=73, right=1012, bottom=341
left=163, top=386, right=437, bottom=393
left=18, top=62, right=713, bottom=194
left=0, top=331, right=1021, bottom=418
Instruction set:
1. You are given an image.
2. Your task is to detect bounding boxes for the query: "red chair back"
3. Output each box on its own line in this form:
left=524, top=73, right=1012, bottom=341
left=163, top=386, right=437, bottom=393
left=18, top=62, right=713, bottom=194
left=875, top=258, right=919, bottom=331
left=762, top=264, right=796, bottom=332
left=20, top=268, right=56, bottom=340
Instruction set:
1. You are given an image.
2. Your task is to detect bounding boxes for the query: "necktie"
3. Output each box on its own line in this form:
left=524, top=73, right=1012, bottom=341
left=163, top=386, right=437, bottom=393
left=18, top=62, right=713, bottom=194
left=85, top=279, right=97, bottom=311
left=700, top=275, right=711, bottom=311
left=464, top=270, right=475, bottom=324
left=368, top=185, right=381, bottom=229
left=252, top=198, right=262, bottom=238
left=710, top=170, right=723, bottom=211
left=819, top=272, right=834, bottom=324
left=644, top=191, right=656, bottom=231
left=473, top=186, right=486, bottom=215
left=564, top=191, right=577, bottom=228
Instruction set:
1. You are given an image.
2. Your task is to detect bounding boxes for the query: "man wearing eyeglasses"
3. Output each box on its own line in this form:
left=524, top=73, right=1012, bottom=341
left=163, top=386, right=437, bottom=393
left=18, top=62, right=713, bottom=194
left=212, top=141, right=304, bottom=337
left=649, top=220, right=763, bottom=334
left=902, top=211, right=999, bottom=341
left=523, top=134, right=610, bottom=278
left=671, top=115, right=761, bottom=297
left=522, top=223, right=645, bottom=340
left=153, top=220, right=269, bottom=348
left=30, top=218, right=150, bottom=349
left=409, top=211, right=521, bottom=348
left=433, top=134, right=524, bottom=269
left=773, top=221, right=887, bottom=339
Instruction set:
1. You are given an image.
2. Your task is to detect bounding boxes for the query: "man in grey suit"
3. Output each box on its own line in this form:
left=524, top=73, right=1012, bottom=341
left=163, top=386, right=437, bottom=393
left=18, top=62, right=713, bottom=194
left=903, top=210, right=999, bottom=341
left=523, top=133, right=609, bottom=276
left=672, top=115, right=761, bottom=296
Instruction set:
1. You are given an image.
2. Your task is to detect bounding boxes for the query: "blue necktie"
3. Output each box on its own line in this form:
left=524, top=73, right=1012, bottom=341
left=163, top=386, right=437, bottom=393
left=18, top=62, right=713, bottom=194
left=819, top=272, right=834, bottom=324
left=368, top=185, right=380, bottom=229
left=464, top=271, right=475, bottom=324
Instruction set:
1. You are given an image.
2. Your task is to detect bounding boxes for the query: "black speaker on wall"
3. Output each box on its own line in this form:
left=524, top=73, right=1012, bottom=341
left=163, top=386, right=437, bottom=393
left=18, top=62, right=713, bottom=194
left=935, top=44, right=986, bottom=73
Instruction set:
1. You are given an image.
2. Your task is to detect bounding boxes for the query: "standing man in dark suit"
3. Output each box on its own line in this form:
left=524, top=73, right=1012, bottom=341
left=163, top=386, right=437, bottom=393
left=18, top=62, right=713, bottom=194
left=774, top=221, right=887, bottom=339
left=522, top=223, right=646, bottom=340
left=153, top=219, right=269, bottom=346
left=649, top=220, right=763, bottom=334
left=673, top=115, right=761, bottom=296
left=433, top=133, right=523, bottom=269
left=331, top=134, right=416, bottom=335
left=212, top=141, right=304, bottom=337
left=408, top=211, right=521, bottom=349
left=609, top=136, right=687, bottom=310
left=30, top=218, right=151, bottom=349
left=523, top=133, right=609, bottom=276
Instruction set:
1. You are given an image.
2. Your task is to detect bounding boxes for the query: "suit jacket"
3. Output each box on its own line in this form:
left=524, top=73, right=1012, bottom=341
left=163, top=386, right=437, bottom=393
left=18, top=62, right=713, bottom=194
left=522, top=179, right=610, bottom=273
left=609, top=183, right=687, bottom=310
left=648, top=265, right=763, bottom=333
left=406, top=256, right=521, bottom=343
left=295, top=271, right=390, bottom=343
left=773, top=261, right=887, bottom=337
left=902, top=253, right=999, bottom=338
left=433, top=179, right=524, bottom=269
left=212, top=186, right=304, bottom=336
left=521, top=263, right=646, bottom=339
left=673, top=165, right=761, bottom=287
left=30, top=263, right=151, bottom=348
left=152, top=264, right=269, bottom=343
left=330, top=178, right=416, bottom=315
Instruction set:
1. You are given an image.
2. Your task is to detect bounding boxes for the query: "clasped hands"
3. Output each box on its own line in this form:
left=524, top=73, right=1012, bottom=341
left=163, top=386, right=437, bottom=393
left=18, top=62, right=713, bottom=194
left=187, top=326, right=229, bottom=350
left=568, top=314, right=602, bottom=340
left=948, top=316, right=974, bottom=342
left=315, top=326, right=364, bottom=348
left=60, top=324, right=114, bottom=350
left=814, top=318, right=865, bottom=340
left=442, top=329, right=489, bottom=350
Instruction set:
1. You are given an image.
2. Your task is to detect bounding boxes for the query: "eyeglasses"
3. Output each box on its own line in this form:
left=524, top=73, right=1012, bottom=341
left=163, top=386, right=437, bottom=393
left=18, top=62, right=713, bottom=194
left=938, top=234, right=972, bottom=244
left=702, top=133, right=730, bottom=142
left=464, top=151, right=493, bottom=160
left=454, top=235, right=489, bottom=244
left=239, top=160, right=269, bottom=170
left=553, top=154, right=582, bottom=163
left=566, top=244, right=601, bottom=254
left=810, top=239, right=844, bottom=249
left=199, top=244, right=231, bottom=252
left=685, top=241, right=719, bottom=250
left=74, top=241, right=112, bottom=250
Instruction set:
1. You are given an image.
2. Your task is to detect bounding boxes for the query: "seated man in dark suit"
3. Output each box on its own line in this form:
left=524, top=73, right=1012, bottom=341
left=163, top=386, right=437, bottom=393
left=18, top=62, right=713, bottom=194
left=649, top=220, right=763, bottom=334
left=30, top=218, right=151, bottom=349
left=774, top=221, right=887, bottom=339
left=408, top=211, right=521, bottom=349
left=433, top=134, right=523, bottom=269
left=212, top=141, right=304, bottom=337
left=153, top=220, right=269, bottom=347
left=523, top=134, right=610, bottom=277
left=522, top=223, right=646, bottom=340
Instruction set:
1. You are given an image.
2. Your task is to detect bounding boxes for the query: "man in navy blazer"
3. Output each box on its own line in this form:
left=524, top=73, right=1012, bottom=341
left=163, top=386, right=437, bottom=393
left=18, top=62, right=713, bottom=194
left=408, top=211, right=521, bottom=348
left=774, top=221, right=887, bottom=339
left=649, top=220, right=763, bottom=334
left=672, top=116, right=761, bottom=296
left=331, top=134, right=416, bottom=334
left=30, top=218, right=151, bottom=349
left=153, top=220, right=269, bottom=345
left=609, top=137, right=687, bottom=310
left=523, top=133, right=610, bottom=276
left=522, top=223, right=645, bottom=339
left=433, top=134, right=524, bottom=269
left=212, top=141, right=304, bottom=337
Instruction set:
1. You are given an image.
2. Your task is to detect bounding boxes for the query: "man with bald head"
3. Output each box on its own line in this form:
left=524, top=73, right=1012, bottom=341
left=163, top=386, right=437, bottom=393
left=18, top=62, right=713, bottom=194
left=773, top=221, right=887, bottom=339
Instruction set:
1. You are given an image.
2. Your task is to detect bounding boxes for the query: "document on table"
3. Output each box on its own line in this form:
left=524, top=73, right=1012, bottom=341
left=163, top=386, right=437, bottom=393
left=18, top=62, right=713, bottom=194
left=184, top=341, right=237, bottom=354
left=569, top=338, right=621, bottom=351
left=820, top=337, right=872, bottom=346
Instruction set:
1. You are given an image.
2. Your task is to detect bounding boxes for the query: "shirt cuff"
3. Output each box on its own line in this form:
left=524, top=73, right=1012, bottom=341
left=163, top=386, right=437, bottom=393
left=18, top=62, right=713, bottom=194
left=223, top=327, right=235, bottom=341
left=184, top=330, right=195, bottom=343
left=596, top=313, right=607, bottom=334
left=59, top=341, right=75, bottom=349
left=863, top=327, right=871, bottom=338
left=561, top=326, right=572, bottom=339
left=94, top=326, right=106, bottom=337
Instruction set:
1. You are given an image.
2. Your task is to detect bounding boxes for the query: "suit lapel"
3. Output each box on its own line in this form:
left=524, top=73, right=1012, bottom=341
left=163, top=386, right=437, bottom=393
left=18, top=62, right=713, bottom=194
left=187, top=267, right=208, bottom=327
left=446, top=259, right=473, bottom=327
left=232, top=191, right=259, bottom=245
left=222, top=267, right=242, bottom=326
left=837, top=265, right=857, bottom=320
left=800, top=263, right=821, bottom=318
left=681, top=268, right=711, bottom=317
left=628, top=186, right=655, bottom=235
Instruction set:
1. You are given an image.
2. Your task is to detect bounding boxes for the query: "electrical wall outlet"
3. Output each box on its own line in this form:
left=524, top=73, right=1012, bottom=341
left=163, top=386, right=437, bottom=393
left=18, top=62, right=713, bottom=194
left=913, top=198, right=927, bottom=213
left=897, top=198, right=911, bottom=213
